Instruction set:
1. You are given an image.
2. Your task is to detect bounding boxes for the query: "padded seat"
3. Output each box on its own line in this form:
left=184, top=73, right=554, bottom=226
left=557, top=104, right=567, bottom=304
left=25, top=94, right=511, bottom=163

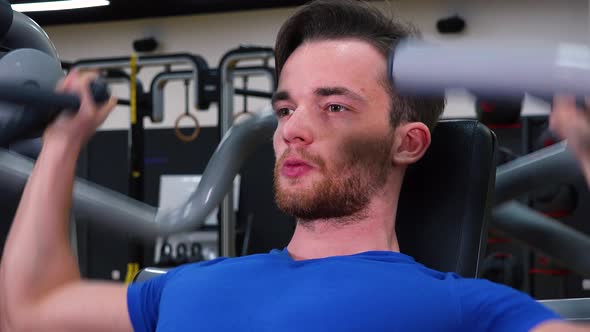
left=397, top=119, right=497, bottom=277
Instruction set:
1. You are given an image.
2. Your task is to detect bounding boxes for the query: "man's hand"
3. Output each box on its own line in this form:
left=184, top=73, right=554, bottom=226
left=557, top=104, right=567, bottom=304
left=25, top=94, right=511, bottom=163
left=550, top=96, right=590, bottom=165
left=44, top=70, right=117, bottom=149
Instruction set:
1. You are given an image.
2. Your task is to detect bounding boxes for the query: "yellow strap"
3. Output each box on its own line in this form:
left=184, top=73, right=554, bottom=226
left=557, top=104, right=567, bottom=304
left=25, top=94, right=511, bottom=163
left=130, top=53, right=138, bottom=124
left=125, top=262, right=140, bottom=285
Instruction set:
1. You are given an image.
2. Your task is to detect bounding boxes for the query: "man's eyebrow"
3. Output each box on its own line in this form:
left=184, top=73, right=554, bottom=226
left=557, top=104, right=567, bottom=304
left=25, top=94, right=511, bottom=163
left=314, top=86, right=366, bottom=103
left=272, top=90, right=290, bottom=105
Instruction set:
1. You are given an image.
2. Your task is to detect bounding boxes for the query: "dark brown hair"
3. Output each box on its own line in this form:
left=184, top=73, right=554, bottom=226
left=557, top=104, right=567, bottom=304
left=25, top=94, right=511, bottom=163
left=275, top=0, right=445, bottom=131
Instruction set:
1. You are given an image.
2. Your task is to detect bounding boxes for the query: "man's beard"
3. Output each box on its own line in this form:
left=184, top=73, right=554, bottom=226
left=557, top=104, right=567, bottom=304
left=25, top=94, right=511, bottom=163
left=273, top=131, right=394, bottom=224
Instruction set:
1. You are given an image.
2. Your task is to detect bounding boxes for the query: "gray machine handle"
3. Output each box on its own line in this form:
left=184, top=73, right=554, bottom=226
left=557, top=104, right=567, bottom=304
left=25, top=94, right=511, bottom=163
left=0, top=149, right=158, bottom=235
left=493, top=201, right=590, bottom=277
left=154, top=110, right=277, bottom=235
left=495, top=141, right=583, bottom=205
left=391, top=39, right=590, bottom=100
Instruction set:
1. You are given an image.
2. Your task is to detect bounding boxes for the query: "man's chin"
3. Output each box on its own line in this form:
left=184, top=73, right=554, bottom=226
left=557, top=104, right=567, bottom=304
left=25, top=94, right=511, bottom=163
left=278, top=173, right=317, bottom=187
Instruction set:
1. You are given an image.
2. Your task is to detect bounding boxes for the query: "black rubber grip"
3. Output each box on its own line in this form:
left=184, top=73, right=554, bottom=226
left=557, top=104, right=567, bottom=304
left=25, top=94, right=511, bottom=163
left=0, top=78, right=112, bottom=146
left=0, top=78, right=110, bottom=110
left=89, top=78, right=110, bottom=105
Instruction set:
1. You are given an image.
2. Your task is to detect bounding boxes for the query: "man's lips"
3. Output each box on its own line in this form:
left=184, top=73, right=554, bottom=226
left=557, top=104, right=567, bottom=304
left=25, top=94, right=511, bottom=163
left=281, top=158, right=314, bottom=178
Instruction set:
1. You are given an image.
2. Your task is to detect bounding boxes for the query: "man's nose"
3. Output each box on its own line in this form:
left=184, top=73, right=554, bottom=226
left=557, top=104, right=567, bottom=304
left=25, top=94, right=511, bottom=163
left=281, top=107, right=314, bottom=146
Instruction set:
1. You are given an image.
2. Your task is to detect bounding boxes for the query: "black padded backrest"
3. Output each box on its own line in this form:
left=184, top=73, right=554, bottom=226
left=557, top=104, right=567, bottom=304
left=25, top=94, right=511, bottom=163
left=396, top=119, right=496, bottom=278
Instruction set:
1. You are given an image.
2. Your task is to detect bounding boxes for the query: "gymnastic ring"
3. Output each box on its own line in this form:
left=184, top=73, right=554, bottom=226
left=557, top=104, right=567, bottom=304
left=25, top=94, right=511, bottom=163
left=233, top=111, right=255, bottom=125
left=174, top=112, right=200, bottom=142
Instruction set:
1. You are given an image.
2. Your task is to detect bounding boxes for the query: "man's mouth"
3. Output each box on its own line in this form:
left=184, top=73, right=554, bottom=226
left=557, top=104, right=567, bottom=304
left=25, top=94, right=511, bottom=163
left=281, top=158, right=314, bottom=178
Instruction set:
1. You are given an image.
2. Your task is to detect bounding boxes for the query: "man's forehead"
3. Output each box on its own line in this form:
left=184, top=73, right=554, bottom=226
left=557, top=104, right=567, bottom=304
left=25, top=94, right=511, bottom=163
left=277, top=40, right=389, bottom=100
left=298, top=40, right=381, bottom=63
left=279, top=39, right=387, bottom=80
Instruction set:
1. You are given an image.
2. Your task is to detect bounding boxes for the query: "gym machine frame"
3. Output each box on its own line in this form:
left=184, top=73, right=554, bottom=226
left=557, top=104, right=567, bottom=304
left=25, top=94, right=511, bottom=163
left=217, top=46, right=275, bottom=257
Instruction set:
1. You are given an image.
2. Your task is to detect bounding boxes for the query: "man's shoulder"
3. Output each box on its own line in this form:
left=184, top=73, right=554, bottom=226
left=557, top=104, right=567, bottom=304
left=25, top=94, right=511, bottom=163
left=166, top=251, right=281, bottom=274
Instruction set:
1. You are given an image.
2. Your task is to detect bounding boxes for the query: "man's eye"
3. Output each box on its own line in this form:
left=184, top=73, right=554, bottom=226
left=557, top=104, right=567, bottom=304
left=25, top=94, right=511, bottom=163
left=328, top=104, right=346, bottom=113
left=275, top=108, right=292, bottom=118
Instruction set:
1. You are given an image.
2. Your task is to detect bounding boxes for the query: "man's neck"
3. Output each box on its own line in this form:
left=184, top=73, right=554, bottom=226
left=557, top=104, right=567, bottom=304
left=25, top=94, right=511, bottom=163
left=286, top=194, right=399, bottom=261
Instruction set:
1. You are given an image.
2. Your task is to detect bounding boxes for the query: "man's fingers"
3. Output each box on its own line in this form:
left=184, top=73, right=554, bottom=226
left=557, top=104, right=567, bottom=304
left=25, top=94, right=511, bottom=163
left=553, top=95, right=576, bottom=113
left=98, top=96, right=118, bottom=119
left=72, top=72, right=102, bottom=114
left=550, top=95, right=576, bottom=139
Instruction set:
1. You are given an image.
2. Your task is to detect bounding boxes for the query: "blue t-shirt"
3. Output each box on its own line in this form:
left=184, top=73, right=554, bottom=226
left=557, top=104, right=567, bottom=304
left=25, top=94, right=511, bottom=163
left=127, top=249, right=561, bottom=331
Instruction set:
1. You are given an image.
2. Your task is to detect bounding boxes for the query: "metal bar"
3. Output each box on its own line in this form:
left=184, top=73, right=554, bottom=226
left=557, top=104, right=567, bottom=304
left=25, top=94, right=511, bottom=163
left=0, top=149, right=159, bottom=236
left=153, top=111, right=278, bottom=234
left=150, top=67, right=274, bottom=123
left=72, top=54, right=204, bottom=109
left=492, top=201, right=590, bottom=277
left=391, top=39, right=590, bottom=101
left=494, top=141, right=583, bottom=206
left=218, top=48, right=274, bottom=258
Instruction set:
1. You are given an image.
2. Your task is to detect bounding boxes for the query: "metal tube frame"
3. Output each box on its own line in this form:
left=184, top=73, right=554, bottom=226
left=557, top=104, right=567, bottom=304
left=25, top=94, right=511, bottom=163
left=150, top=66, right=275, bottom=124
left=218, top=49, right=275, bottom=257
left=71, top=54, right=204, bottom=110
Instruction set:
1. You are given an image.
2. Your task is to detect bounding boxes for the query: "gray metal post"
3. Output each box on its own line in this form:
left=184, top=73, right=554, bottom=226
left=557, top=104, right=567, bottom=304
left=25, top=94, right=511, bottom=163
left=218, top=49, right=274, bottom=257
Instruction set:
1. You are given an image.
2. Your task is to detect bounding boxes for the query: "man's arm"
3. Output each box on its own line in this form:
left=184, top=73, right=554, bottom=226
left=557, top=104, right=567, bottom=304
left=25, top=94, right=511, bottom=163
left=550, top=96, right=590, bottom=187
left=0, top=71, right=132, bottom=331
left=529, top=97, right=590, bottom=332
left=533, top=321, right=590, bottom=331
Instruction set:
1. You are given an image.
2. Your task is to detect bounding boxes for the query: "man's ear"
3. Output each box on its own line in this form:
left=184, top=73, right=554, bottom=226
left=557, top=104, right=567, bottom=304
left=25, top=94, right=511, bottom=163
left=391, top=122, right=431, bottom=166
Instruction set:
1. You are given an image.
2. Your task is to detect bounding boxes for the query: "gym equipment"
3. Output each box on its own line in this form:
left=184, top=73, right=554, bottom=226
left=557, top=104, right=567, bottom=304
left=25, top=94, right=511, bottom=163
left=528, top=127, right=578, bottom=217
left=72, top=53, right=210, bottom=109
left=175, top=243, right=188, bottom=264
left=0, top=48, right=64, bottom=145
left=480, top=252, right=524, bottom=290
left=0, top=9, right=110, bottom=146
left=150, top=66, right=274, bottom=126
left=218, top=46, right=275, bottom=257
left=534, top=127, right=560, bottom=150
left=190, top=242, right=203, bottom=263
left=475, top=97, right=523, bottom=127
left=493, top=201, right=590, bottom=276
left=495, top=141, right=582, bottom=206
left=2, top=10, right=58, bottom=59
left=396, top=120, right=496, bottom=276
left=390, top=39, right=590, bottom=102
left=530, top=185, right=577, bottom=218
left=233, top=76, right=255, bottom=124
left=539, top=298, right=590, bottom=322
left=496, top=147, right=519, bottom=166
left=0, top=0, right=12, bottom=42
left=174, top=79, right=200, bottom=142
left=0, top=110, right=275, bottom=236
left=158, top=241, right=174, bottom=267
left=133, top=267, right=170, bottom=283
left=148, top=50, right=275, bottom=260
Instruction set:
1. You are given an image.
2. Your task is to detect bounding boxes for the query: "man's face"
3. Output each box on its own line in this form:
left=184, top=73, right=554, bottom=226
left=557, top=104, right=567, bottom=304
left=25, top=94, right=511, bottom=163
left=272, top=39, right=395, bottom=222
